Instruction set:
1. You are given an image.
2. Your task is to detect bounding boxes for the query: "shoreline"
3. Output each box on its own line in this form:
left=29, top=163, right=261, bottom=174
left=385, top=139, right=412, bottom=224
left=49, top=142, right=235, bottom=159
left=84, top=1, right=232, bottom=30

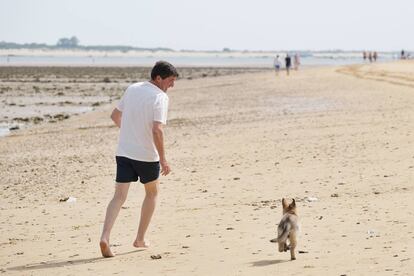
left=0, top=49, right=401, bottom=68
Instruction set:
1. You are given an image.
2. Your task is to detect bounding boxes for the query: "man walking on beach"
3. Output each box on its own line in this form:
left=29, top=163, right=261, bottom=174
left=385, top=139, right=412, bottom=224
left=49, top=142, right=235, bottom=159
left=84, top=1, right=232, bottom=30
left=285, top=54, right=292, bottom=76
left=100, top=61, right=178, bottom=257
left=273, top=55, right=281, bottom=76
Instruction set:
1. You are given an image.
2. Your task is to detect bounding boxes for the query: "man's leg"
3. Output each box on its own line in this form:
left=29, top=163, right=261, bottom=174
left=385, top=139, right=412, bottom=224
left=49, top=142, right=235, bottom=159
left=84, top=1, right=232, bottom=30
left=133, top=179, right=159, bottom=247
left=100, top=183, right=130, bottom=257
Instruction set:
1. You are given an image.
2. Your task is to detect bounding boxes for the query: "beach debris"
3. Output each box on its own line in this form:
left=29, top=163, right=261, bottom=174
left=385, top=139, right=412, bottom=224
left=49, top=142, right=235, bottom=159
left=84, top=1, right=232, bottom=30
left=233, top=177, right=240, bottom=180
left=59, top=196, right=77, bottom=203
left=367, top=229, right=378, bottom=237
left=13, top=117, right=29, bottom=122
left=32, top=116, right=44, bottom=124
left=226, top=227, right=234, bottom=230
left=305, top=196, right=318, bottom=202
left=150, top=254, right=162, bottom=260
left=330, top=193, right=339, bottom=197
left=53, top=113, right=70, bottom=120
left=182, top=246, right=189, bottom=249
left=298, top=250, right=309, bottom=254
left=9, top=126, right=19, bottom=131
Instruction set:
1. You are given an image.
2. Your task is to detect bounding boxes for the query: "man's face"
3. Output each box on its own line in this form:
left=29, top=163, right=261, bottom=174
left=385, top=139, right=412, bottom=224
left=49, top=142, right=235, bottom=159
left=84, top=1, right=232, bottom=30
left=154, top=75, right=176, bottom=92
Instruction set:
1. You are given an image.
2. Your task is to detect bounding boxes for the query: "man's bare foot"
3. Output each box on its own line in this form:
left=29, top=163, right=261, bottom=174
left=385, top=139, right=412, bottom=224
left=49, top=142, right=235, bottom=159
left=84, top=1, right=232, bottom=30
left=133, top=240, right=150, bottom=248
left=100, top=240, right=114, bottom=257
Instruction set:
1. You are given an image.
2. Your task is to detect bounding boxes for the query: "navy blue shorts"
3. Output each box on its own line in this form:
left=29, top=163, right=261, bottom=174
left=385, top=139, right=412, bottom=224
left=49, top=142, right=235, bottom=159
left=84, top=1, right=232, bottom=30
left=115, top=156, right=160, bottom=184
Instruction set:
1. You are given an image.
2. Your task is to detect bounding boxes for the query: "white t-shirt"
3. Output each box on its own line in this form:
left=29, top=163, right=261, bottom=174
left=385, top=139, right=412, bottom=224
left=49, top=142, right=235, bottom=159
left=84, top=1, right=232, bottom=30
left=274, top=57, right=281, bottom=66
left=116, top=81, right=169, bottom=162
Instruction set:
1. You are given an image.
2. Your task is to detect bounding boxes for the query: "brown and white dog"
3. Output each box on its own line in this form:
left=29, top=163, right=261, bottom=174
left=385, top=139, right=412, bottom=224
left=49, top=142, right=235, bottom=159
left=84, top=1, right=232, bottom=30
left=270, top=198, right=299, bottom=260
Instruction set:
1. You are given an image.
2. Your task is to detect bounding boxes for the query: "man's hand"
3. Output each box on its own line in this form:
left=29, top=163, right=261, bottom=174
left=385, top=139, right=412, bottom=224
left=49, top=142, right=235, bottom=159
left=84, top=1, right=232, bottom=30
left=160, top=159, right=171, bottom=176
left=111, top=108, right=122, bottom=128
left=153, top=121, right=170, bottom=176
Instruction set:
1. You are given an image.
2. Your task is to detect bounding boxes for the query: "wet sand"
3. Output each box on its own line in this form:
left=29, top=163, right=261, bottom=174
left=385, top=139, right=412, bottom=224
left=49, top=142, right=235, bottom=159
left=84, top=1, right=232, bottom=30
left=0, top=66, right=267, bottom=135
left=0, top=61, right=413, bottom=275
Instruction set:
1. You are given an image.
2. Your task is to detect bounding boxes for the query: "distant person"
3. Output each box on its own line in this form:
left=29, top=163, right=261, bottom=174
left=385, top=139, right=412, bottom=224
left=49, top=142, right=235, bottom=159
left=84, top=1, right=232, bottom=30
left=285, top=54, right=292, bottom=76
left=294, top=53, right=300, bottom=70
left=363, top=51, right=367, bottom=61
left=401, top=49, right=406, bottom=59
left=368, top=52, right=373, bottom=63
left=273, top=55, right=281, bottom=75
left=100, top=61, right=179, bottom=258
left=373, top=51, right=378, bottom=62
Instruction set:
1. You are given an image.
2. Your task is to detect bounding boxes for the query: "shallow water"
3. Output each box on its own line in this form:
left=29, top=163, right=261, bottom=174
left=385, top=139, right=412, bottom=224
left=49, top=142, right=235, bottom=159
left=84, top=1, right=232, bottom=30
left=0, top=54, right=396, bottom=67
left=0, top=125, right=10, bottom=137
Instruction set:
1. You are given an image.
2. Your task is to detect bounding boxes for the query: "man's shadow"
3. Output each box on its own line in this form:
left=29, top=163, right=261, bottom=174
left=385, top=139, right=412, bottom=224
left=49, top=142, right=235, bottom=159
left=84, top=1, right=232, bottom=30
left=7, top=249, right=146, bottom=272
left=251, top=259, right=289, bottom=267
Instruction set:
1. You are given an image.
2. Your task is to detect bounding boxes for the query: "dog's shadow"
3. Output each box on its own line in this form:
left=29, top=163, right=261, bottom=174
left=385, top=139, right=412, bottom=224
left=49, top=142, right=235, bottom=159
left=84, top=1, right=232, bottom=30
left=7, top=249, right=145, bottom=272
left=251, top=259, right=289, bottom=267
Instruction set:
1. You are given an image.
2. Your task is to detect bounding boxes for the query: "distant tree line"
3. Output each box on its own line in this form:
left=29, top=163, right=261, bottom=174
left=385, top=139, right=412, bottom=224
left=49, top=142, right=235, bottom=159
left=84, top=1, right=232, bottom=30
left=56, top=36, right=79, bottom=48
left=0, top=36, right=174, bottom=52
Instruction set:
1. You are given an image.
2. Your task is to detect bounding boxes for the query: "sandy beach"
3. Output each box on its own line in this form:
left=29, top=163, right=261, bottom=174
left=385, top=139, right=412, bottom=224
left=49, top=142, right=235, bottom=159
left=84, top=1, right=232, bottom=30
left=0, top=61, right=413, bottom=275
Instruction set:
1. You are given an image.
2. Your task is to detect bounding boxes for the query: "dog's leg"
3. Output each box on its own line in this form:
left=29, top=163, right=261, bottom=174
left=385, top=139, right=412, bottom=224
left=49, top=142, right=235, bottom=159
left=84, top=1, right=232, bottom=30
left=289, top=232, right=297, bottom=260
left=278, top=241, right=285, bottom=252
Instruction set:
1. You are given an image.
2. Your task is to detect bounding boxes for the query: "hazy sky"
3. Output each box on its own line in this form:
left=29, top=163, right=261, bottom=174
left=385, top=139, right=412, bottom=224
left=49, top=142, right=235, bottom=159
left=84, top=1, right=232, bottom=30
left=1, top=0, right=413, bottom=51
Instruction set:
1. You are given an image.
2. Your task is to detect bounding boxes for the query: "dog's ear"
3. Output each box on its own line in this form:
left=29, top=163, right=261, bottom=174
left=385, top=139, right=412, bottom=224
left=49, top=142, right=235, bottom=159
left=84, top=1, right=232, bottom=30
left=290, top=198, right=296, bottom=208
left=282, top=198, right=288, bottom=208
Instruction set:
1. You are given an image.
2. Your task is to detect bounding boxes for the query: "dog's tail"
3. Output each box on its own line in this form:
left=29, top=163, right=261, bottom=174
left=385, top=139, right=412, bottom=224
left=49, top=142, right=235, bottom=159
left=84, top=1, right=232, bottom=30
left=277, top=223, right=291, bottom=252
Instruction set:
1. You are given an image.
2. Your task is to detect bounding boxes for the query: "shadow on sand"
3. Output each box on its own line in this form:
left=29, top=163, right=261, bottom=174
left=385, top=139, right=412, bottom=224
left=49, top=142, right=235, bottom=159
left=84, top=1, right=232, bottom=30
left=251, top=259, right=289, bottom=267
left=7, top=249, right=146, bottom=272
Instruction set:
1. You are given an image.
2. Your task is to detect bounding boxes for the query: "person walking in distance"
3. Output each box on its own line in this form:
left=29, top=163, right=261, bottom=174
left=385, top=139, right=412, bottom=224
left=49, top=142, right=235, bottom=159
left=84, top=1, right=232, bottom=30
left=274, top=55, right=281, bottom=76
left=294, top=53, right=300, bottom=70
left=373, top=51, right=378, bottom=62
left=285, top=54, right=292, bottom=76
left=100, top=61, right=179, bottom=257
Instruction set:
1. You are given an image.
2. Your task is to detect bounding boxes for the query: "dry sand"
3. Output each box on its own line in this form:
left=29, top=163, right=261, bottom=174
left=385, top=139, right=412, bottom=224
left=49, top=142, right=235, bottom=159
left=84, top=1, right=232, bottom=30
left=0, top=61, right=413, bottom=275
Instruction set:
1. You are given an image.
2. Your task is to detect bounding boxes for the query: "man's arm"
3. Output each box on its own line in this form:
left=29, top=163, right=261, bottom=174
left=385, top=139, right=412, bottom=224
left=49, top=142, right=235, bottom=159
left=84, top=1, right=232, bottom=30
left=152, top=121, right=171, bottom=176
left=111, top=108, right=122, bottom=128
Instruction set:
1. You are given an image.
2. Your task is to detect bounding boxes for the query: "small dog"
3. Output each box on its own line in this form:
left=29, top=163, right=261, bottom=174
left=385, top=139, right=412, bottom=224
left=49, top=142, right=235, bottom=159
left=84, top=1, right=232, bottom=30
left=270, top=198, right=299, bottom=260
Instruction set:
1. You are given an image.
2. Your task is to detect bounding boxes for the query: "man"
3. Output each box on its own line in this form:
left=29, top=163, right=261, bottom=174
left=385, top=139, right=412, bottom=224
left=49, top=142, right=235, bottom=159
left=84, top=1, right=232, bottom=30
left=273, top=55, right=281, bottom=76
left=285, top=54, right=292, bottom=76
left=100, top=61, right=178, bottom=257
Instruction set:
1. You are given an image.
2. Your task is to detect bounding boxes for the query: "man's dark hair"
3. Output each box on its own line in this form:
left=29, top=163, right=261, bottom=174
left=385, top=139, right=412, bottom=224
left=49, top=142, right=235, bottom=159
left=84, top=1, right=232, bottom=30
left=151, top=61, right=179, bottom=80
